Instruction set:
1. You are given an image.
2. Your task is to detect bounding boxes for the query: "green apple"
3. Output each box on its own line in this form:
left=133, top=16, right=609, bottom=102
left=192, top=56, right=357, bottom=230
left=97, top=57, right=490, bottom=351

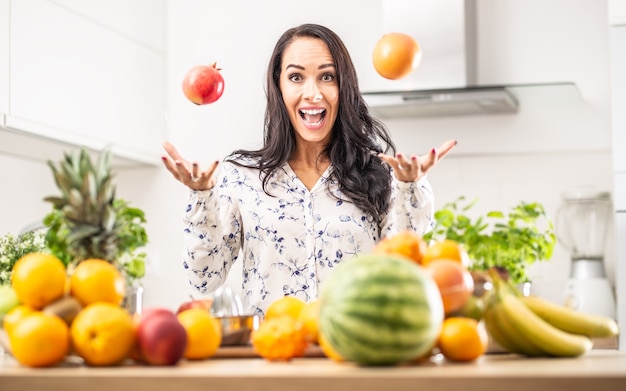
left=0, top=285, right=20, bottom=315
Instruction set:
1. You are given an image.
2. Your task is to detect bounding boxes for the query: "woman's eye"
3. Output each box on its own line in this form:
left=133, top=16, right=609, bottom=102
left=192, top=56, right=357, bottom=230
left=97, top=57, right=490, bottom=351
left=288, top=73, right=302, bottom=82
left=322, top=73, right=335, bottom=82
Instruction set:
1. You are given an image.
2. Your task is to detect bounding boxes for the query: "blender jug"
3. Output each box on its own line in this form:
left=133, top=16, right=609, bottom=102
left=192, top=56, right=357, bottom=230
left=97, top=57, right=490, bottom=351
left=555, top=190, right=616, bottom=318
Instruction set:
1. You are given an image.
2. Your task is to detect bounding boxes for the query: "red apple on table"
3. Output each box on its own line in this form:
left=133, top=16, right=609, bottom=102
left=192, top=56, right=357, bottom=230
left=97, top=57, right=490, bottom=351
left=176, top=297, right=213, bottom=315
left=182, top=62, right=225, bottom=105
left=136, top=307, right=188, bottom=366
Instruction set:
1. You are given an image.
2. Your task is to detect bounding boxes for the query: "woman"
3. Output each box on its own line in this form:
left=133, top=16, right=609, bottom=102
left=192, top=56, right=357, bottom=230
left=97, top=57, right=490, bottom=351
left=162, top=24, right=456, bottom=316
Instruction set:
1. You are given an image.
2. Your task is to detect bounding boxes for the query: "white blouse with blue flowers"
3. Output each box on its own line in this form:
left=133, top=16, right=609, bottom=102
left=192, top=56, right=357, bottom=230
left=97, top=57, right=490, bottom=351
left=182, top=159, right=435, bottom=316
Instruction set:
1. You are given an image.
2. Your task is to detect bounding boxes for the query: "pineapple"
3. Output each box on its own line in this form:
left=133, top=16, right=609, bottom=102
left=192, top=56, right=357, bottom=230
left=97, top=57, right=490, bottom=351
left=43, top=149, right=147, bottom=274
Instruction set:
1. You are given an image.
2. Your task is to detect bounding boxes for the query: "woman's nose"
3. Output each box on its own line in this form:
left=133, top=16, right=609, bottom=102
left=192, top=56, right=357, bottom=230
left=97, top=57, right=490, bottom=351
left=304, top=81, right=323, bottom=102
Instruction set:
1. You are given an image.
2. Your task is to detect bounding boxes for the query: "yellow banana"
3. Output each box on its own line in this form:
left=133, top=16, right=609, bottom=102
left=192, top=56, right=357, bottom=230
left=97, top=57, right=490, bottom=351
left=499, top=293, right=593, bottom=357
left=489, top=302, right=545, bottom=356
left=483, top=304, right=517, bottom=353
left=520, top=295, right=619, bottom=338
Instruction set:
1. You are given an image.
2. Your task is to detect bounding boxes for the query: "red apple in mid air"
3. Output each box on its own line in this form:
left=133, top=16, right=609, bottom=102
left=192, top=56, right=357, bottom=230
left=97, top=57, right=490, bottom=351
left=136, top=307, right=187, bottom=366
left=182, top=62, right=225, bottom=105
left=176, top=298, right=213, bottom=315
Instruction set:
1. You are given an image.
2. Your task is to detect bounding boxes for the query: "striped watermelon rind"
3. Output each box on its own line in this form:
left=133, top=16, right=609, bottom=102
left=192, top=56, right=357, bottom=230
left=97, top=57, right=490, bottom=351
left=318, top=253, right=444, bottom=366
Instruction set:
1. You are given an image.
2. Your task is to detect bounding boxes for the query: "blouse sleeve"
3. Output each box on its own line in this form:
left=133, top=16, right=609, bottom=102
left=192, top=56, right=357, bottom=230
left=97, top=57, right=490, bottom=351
left=380, top=174, right=435, bottom=238
left=181, top=173, right=242, bottom=295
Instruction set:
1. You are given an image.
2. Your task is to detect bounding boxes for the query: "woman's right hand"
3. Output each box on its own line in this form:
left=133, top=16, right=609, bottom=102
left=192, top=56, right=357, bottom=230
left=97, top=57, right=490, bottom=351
left=161, top=142, right=219, bottom=191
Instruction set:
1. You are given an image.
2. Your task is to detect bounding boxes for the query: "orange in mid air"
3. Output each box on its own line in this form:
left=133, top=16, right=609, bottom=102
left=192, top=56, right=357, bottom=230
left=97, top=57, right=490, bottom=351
left=372, top=32, right=422, bottom=80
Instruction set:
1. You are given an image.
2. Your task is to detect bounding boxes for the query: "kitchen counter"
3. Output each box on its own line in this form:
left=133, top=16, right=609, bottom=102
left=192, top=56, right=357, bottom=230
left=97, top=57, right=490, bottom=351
left=1, top=350, right=626, bottom=391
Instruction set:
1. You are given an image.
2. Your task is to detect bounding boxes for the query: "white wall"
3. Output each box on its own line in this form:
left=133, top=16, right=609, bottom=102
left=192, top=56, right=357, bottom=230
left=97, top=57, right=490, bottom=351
left=0, top=0, right=614, bottom=310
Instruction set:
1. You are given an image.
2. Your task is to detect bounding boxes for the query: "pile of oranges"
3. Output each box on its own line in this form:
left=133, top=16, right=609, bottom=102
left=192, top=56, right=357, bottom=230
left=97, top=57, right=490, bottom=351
left=3, top=253, right=135, bottom=367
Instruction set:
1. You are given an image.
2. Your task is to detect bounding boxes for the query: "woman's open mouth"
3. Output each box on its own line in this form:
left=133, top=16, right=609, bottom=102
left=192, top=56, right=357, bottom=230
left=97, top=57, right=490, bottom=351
left=300, top=108, right=326, bottom=127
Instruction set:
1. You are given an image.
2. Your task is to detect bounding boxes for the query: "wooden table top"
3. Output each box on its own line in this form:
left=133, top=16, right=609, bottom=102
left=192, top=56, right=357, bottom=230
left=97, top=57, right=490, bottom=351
left=1, top=348, right=626, bottom=391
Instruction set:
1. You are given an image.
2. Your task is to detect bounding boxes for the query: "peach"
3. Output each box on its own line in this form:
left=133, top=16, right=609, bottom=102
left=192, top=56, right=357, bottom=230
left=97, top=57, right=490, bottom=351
left=136, top=308, right=187, bottom=366
left=425, top=259, right=474, bottom=315
left=176, top=298, right=213, bottom=315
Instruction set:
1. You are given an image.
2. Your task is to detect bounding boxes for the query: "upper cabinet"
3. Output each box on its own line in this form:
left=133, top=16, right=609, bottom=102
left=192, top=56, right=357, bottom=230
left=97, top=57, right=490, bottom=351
left=0, top=0, right=165, bottom=167
left=0, top=0, right=9, bottom=116
left=610, top=0, right=626, bottom=26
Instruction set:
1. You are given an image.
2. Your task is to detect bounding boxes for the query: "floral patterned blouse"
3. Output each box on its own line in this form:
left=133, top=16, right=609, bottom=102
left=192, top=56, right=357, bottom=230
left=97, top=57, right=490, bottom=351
left=182, top=160, right=435, bottom=316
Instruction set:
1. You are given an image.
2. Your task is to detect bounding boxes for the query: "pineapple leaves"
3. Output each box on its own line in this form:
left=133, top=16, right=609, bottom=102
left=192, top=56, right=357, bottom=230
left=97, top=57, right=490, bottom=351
left=43, top=148, right=148, bottom=283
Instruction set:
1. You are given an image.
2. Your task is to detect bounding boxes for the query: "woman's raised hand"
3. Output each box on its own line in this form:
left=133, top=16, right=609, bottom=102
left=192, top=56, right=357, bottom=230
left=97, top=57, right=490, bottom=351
left=161, top=141, right=219, bottom=190
left=378, top=139, right=457, bottom=182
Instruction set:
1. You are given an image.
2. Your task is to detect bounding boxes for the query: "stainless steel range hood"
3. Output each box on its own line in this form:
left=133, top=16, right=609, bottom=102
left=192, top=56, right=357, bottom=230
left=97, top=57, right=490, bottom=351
left=361, top=0, right=580, bottom=118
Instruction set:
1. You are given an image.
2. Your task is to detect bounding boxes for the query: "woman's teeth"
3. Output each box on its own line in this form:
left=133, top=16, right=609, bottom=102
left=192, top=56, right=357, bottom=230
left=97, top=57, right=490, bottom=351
left=300, top=108, right=325, bottom=126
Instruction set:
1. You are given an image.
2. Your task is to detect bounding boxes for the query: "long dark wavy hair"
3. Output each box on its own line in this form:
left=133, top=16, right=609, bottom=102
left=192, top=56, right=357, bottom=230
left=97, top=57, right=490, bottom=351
left=227, top=23, right=396, bottom=226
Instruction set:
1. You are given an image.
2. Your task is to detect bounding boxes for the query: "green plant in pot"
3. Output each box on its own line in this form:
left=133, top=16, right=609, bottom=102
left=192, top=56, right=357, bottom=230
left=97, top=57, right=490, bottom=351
left=424, top=196, right=557, bottom=287
left=43, top=148, right=148, bottom=287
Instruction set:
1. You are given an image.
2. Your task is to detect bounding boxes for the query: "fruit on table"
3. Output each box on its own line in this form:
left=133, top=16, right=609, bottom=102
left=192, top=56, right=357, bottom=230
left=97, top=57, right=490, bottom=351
left=182, top=62, right=225, bottom=105
left=425, top=259, right=474, bottom=315
left=373, top=230, right=427, bottom=265
left=318, top=332, right=344, bottom=362
left=519, top=295, right=619, bottom=338
left=70, top=302, right=136, bottom=366
left=8, top=311, right=70, bottom=367
left=176, top=297, right=213, bottom=315
left=298, top=299, right=320, bottom=343
left=318, top=253, right=444, bottom=366
left=10, top=252, right=66, bottom=309
left=251, top=314, right=308, bottom=361
left=438, top=317, right=488, bottom=362
left=42, top=296, right=83, bottom=325
left=136, top=307, right=188, bottom=366
left=177, top=308, right=222, bottom=360
left=264, top=295, right=306, bottom=320
left=422, top=239, right=471, bottom=268
left=0, top=285, right=20, bottom=315
left=69, top=259, right=126, bottom=307
left=483, top=271, right=595, bottom=357
left=2, top=305, right=35, bottom=335
left=372, top=32, right=421, bottom=80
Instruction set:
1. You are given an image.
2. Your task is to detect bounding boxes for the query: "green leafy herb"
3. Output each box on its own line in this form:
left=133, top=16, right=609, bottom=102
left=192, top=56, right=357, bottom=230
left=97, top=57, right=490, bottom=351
left=0, top=230, right=47, bottom=285
left=424, top=196, right=556, bottom=284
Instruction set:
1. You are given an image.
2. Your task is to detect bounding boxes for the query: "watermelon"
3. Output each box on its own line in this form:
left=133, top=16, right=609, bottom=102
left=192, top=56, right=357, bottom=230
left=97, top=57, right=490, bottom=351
left=318, top=253, right=444, bottom=366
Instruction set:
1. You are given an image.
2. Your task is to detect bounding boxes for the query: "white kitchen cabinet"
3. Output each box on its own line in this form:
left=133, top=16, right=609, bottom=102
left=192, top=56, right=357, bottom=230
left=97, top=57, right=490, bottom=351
left=1, top=0, right=165, bottom=167
left=610, top=0, right=626, bottom=26
left=611, top=26, right=626, bottom=173
left=0, top=0, right=9, bottom=117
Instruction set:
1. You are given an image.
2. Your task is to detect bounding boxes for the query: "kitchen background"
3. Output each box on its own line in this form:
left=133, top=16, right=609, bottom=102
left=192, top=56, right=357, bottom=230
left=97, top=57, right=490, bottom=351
left=0, top=0, right=621, bottom=320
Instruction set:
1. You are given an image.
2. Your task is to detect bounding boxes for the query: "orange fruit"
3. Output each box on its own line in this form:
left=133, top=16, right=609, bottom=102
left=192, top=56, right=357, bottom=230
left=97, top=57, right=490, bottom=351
left=252, top=315, right=308, bottom=361
left=265, top=296, right=306, bottom=320
left=69, top=259, right=126, bottom=306
left=438, top=317, right=488, bottom=362
left=8, top=311, right=70, bottom=367
left=70, top=302, right=136, bottom=366
left=372, top=32, right=422, bottom=80
left=298, top=300, right=320, bottom=343
left=2, top=304, right=35, bottom=336
left=11, top=252, right=66, bottom=309
left=422, top=239, right=471, bottom=268
left=177, top=308, right=222, bottom=360
left=318, top=332, right=344, bottom=362
left=373, top=230, right=427, bottom=264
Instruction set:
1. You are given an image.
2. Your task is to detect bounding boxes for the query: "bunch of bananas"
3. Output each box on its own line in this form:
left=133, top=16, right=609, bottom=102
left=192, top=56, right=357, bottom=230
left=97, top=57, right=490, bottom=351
left=484, top=273, right=619, bottom=357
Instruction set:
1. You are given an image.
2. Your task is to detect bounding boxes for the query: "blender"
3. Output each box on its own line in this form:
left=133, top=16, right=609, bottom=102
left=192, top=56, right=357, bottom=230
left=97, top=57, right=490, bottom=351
left=555, top=190, right=616, bottom=319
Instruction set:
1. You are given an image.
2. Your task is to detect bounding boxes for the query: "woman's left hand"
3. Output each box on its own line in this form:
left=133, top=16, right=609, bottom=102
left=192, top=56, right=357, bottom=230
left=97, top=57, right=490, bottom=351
left=378, top=139, right=457, bottom=182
